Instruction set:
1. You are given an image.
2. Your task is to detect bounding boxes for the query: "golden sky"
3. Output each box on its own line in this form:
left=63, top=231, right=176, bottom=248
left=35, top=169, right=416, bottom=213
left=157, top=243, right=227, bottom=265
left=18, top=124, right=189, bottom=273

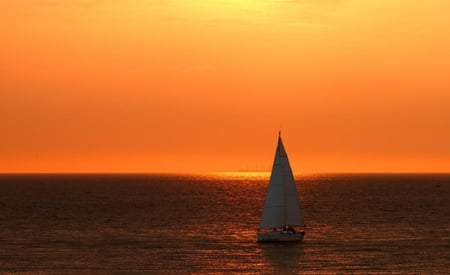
left=1, top=0, right=449, bottom=173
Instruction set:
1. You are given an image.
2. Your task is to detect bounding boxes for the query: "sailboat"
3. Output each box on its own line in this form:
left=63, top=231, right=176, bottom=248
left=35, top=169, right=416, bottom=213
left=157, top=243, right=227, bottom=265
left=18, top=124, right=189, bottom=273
left=257, top=133, right=305, bottom=242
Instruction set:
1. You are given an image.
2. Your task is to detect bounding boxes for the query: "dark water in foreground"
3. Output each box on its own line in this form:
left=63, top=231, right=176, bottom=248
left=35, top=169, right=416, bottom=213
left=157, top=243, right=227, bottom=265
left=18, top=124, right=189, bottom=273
left=0, top=173, right=449, bottom=274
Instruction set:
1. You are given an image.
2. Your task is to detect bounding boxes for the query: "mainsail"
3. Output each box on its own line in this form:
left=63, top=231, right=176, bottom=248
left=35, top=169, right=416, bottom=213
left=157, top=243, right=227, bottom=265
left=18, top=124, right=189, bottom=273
left=259, top=134, right=304, bottom=229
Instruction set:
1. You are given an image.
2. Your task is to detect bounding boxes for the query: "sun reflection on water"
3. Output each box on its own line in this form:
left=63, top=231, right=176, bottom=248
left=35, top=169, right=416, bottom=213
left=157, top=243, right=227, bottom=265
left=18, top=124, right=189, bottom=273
left=209, top=171, right=270, bottom=180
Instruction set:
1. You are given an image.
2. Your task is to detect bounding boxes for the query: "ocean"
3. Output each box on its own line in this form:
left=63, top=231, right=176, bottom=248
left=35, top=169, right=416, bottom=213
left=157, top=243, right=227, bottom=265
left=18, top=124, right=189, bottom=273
left=0, top=173, right=449, bottom=274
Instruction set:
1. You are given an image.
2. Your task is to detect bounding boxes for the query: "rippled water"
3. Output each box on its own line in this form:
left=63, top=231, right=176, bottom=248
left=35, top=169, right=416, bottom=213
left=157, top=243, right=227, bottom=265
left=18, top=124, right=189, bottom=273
left=0, top=173, right=449, bottom=273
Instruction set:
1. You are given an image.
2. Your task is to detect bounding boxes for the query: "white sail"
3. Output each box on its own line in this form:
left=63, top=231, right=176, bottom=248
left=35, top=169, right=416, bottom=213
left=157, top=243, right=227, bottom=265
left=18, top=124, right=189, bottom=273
left=259, top=135, right=304, bottom=229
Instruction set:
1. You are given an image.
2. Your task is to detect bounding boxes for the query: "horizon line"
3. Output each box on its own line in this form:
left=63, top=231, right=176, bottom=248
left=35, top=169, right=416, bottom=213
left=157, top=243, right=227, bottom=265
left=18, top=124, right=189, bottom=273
left=1, top=171, right=450, bottom=175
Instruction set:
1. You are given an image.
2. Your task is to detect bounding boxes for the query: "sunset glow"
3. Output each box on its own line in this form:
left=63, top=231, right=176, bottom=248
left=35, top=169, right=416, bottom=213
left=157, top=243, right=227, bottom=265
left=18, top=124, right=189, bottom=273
left=1, top=0, right=449, bottom=173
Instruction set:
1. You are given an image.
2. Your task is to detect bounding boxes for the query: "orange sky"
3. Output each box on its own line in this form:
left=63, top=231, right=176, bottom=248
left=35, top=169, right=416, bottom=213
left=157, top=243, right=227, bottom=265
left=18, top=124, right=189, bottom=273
left=1, top=0, right=449, bottom=173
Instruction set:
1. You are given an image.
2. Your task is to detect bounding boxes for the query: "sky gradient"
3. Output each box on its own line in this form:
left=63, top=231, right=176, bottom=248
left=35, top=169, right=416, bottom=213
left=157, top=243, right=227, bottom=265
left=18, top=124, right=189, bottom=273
left=1, top=0, right=450, bottom=173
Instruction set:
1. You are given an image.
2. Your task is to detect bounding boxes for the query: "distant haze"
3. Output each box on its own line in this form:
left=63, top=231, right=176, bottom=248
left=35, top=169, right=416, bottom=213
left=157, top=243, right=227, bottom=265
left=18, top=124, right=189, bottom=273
left=1, top=0, right=449, bottom=173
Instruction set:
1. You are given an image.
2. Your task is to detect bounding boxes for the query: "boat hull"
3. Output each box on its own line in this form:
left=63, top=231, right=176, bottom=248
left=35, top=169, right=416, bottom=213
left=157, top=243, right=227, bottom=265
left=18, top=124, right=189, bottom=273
left=257, top=231, right=305, bottom=243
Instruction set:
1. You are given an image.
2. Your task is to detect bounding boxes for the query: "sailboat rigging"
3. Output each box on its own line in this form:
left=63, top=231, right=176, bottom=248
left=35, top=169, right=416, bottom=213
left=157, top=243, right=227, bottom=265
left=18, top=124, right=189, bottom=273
left=257, top=133, right=305, bottom=242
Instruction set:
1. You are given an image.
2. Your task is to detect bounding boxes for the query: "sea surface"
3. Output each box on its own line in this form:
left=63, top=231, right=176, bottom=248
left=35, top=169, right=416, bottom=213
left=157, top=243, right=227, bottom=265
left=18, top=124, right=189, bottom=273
left=0, top=173, right=449, bottom=274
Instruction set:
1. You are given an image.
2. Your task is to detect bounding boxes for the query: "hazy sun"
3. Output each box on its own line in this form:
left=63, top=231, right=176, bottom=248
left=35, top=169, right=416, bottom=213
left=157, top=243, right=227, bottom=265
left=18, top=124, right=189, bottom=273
left=178, top=0, right=276, bottom=22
